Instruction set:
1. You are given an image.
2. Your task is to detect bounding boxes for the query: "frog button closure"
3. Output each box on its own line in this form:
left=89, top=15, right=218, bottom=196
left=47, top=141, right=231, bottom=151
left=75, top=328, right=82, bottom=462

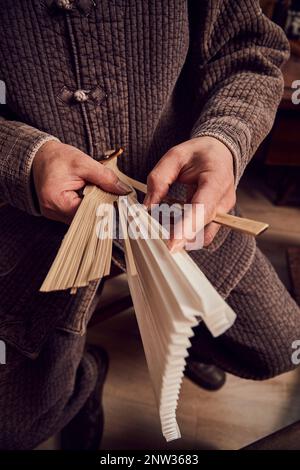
left=45, top=0, right=95, bottom=15
left=57, top=85, right=107, bottom=106
left=73, top=89, right=89, bottom=102
left=55, top=0, right=74, bottom=10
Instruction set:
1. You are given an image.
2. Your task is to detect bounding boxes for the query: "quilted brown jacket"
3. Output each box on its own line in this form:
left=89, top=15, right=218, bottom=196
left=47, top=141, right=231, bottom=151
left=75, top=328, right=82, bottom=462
left=0, top=0, right=289, bottom=358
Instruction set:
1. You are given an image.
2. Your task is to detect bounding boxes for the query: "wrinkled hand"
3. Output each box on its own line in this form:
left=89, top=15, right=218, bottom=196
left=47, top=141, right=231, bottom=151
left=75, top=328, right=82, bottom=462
left=144, top=136, right=236, bottom=251
left=32, top=141, right=131, bottom=224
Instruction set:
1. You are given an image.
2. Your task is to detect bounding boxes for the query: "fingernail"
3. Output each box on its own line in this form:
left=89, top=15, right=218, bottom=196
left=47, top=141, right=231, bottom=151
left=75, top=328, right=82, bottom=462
left=116, top=180, right=132, bottom=195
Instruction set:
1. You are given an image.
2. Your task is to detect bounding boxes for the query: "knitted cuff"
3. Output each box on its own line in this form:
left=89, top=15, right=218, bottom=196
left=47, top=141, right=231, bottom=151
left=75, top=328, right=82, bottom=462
left=0, top=120, right=59, bottom=215
left=191, top=117, right=252, bottom=186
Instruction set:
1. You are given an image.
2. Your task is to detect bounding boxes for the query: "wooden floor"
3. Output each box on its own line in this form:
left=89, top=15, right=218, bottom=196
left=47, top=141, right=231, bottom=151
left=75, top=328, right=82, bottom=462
left=38, top=179, right=300, bottom=450
left=237, top=177, right=300, bottom=247
left=88, top=305, right=300, bottom=450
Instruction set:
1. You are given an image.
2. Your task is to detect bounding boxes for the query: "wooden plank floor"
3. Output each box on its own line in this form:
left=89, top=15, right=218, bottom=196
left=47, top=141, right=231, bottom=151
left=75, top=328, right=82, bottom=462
left=87, top=304, right=300, bottom=450
left=237, top=179, right=300, bottom=246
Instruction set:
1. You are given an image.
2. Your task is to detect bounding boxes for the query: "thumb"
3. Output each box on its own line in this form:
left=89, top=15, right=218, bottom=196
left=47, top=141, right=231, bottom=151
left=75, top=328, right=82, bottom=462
left=144, top=149, right=182, bottom=207
left=79, top=158, right=132, bottom=195
left=167, top=180, right=216, bottom=253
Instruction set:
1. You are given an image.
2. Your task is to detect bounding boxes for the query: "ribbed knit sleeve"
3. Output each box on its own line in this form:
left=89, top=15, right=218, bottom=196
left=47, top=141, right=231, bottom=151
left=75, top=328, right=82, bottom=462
left=0, top=113, right=59, bottom=215
left=189, top=0, right=290, bottom=183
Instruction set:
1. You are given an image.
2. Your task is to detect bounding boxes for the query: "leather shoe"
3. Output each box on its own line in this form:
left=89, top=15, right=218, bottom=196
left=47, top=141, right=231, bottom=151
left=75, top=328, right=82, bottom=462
left=185, top=360, right=226, bottom=391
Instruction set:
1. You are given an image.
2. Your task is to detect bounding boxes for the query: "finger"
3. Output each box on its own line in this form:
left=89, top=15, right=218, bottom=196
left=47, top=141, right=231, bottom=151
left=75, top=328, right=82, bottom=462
left=43, top=191, right=82, bottom=225
left=186, top=184, right=196, bottom=202
left=144, top=148, right=183, bottom=207
left=168, top=180, right=218, bottom=252
left=167, top=203, right=205, bottom=252
left=79, top=158, right=132, bottom=195
left=203, top=222, right=220, bottom=247
left=61, top=190, right=82, bottom=220
left=191, top=182, right=218, bottom=226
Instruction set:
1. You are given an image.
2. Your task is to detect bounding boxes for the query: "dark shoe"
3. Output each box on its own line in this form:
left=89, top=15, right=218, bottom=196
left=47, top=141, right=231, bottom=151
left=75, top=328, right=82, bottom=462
left=61, top=345, right=109, bottom=450
left=185, top=360, right=226, bottom=391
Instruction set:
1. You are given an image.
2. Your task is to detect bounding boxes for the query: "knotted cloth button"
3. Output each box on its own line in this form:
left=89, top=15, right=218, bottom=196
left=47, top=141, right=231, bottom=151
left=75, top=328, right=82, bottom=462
left=73, top=89, right=89, bottom=102
left=55, top=0, right=74, bottom=10
left=46, top=0, right=95, bottom=14
left=58, top=85, right=106, bottom=106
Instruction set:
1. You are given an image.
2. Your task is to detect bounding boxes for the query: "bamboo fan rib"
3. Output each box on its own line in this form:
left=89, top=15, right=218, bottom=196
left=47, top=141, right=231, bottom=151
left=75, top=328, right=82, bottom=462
left=40, top=185, right=117, bottom=292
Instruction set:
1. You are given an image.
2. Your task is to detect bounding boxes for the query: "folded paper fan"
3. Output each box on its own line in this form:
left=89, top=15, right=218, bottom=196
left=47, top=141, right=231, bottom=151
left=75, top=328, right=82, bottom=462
left=40, top=160, right=236, bottom=441
left=40, top=158, right=118, bottom=294
left=118, top=193, right=236, bottom=441
left=40, top=184, right=117, bottom=293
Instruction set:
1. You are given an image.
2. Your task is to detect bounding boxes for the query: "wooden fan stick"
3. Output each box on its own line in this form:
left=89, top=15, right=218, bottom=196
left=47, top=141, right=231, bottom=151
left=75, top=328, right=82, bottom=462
left=102, top=147, right=124, bottom=163
left=114, top=169, right=269, bottom=237
left=212, top=213, right=268, bottom=236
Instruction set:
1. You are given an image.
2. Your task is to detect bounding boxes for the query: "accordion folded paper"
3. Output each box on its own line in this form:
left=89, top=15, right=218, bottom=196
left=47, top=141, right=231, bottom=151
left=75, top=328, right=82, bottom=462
left=118, top=193, right=236, bottom=441
left=40, top=162, right=236, bottom=441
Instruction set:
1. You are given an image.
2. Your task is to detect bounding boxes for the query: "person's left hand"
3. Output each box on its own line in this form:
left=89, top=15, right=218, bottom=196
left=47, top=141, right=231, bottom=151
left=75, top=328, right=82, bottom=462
left=143, top=136, right=236, bottom=252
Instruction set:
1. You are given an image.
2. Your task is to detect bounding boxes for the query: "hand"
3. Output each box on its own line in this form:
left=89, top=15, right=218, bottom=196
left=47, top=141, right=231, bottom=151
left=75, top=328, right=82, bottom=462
left=144, top=136, right=236, bottom=251
left=32, top=141, right=131, bottom=224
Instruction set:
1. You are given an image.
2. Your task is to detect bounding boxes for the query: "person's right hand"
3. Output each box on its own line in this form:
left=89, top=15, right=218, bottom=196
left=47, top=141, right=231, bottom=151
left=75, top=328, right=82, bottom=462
left=32, top=141, right=131, bottom=224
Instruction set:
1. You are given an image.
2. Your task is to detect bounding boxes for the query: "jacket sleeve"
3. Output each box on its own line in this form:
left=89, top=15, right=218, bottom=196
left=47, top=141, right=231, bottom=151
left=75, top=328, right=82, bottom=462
left=189, top=0, right=290, bottom=184
left=0, top=109, right=59, bottom=215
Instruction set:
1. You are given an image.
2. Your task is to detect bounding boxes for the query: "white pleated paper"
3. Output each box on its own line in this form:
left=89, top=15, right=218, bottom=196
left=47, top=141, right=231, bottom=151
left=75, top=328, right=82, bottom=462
left=118, top=195, right=236, bottom=441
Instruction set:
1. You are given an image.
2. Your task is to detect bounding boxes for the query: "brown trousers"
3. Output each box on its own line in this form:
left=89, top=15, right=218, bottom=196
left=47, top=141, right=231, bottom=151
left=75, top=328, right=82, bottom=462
left=0, top=247, right=299, bottom=449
